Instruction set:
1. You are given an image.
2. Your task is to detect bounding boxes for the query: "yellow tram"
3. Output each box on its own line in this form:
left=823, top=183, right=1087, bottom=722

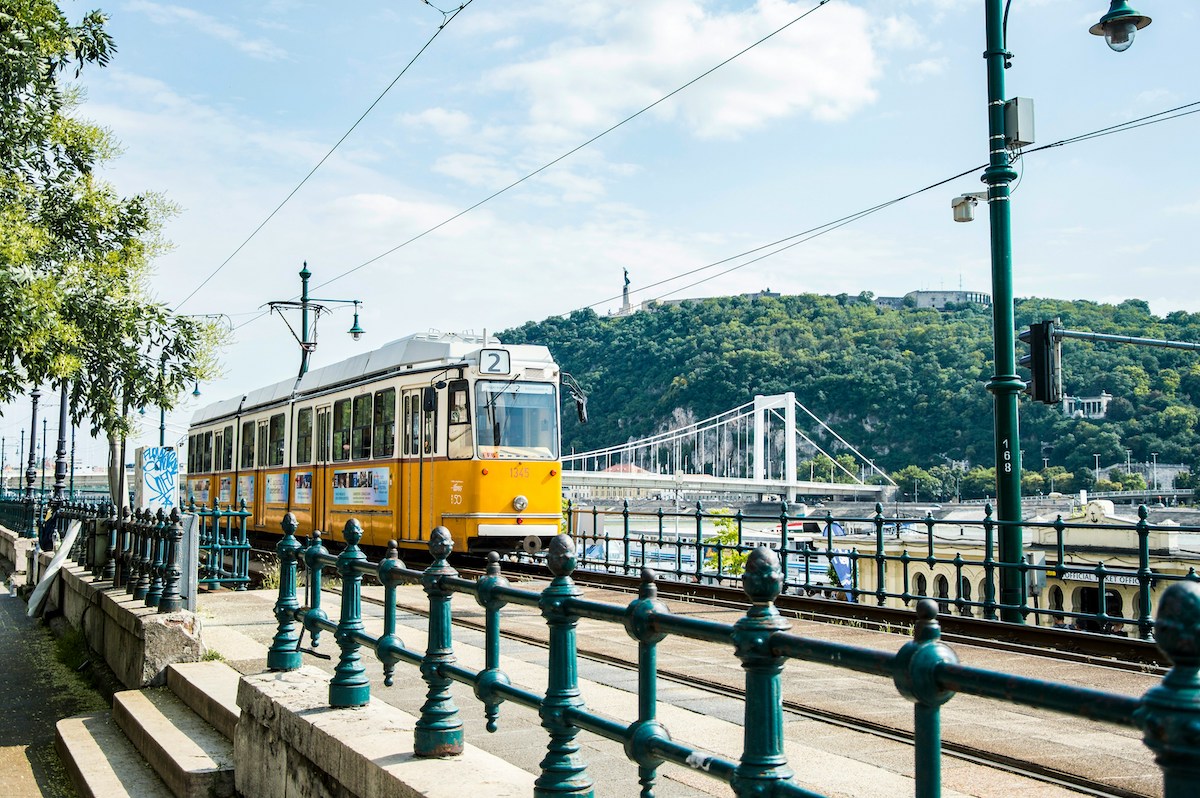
left=185, top=331, right=565, bottom=553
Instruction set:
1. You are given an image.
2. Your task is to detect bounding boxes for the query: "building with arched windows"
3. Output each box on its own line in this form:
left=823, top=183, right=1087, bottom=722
left=833, top=500, right=1198, bottom=632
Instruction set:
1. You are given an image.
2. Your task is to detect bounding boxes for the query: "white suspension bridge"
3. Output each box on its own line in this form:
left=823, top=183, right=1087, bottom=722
left=561, top=393, right=897, bottom=502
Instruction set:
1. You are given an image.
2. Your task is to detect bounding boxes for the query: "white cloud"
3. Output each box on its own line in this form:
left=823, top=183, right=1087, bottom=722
left=485, top=0, right=880, bottom=142
left=125, top=1, right=288, bottom=61
left=399, top=108, right=474, bottom=138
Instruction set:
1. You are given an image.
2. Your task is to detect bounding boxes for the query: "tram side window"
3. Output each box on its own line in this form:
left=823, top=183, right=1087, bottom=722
left=269, top=413, right=286, bottom=467
left=187, top=435, right=195, bottom=473
left=241, top=421, right=255, bottom=468
left=372, top=389, right=395, bottom=458
left=447, top=380, right=471, bottom=460
left=257, top=421, right=268, bottom=466
left=202, top=431, right=214, bottom=472
left=405, top=394, right=420, bottom=456
left=316, top=409, right=330, bottom=462
left=222, top=425, right=233, bottom=470
left=296, top=408, right=313, bottom=465
left=423, top=388, right=438, bottom=455
left=333, top=398, right=351, bottom=462
left=352, top=395, right=372, bottom=460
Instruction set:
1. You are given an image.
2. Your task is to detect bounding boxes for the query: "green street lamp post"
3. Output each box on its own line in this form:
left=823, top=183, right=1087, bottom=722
left=981, top=0, right=1150, bottom=622
left=23, top=388, right=39, bottom=538
left=267, top=263, right=365, bottom=379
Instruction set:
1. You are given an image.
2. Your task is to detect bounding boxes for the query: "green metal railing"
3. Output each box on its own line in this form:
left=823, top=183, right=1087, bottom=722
left=567, top=500, right=1196, bottom=638
left=45, top=501, right=187, bottom=613
left=270, top=514, right=1200, bottom=798
left=184, top=498, right=252, bottom=590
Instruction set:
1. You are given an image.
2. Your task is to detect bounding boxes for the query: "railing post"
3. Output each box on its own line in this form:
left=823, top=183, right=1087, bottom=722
left=1136, top=582, right=1200, bottom=798
left=982, top=503, right=997, bottom=621
left=158, top=509, right=184, bottom=613
left=236, top=498, right=250, bottom=589
left=730, top=547, right=792, bottom=798
left=377, top=540, right=407, bottom=687
left=1136, top=505, right=1155, bottom=640
left=302, top=530, right=330, bottom=650
left=268, top=513, right=304, bottom=671
left=329, top=518, right=369, bottom=707
left=109, top=504, right=124, bottom=587
left=145, top=509, right=166, bottom=608
left=474, top=551, right=512, bottom=733
left=623, top=569, right=670, bottom=798
left=893, top=599, right=959, bottom=798
left=415, top=526, right=464, bottom=757
left=535, top=534, right=593, bottom=797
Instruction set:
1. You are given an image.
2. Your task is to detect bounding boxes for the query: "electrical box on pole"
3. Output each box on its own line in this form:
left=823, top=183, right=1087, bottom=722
left=1018, top=319, right=1062, bottom=404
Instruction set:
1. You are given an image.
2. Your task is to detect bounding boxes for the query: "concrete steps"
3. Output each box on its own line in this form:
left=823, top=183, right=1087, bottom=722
left=56, top=660, right=241, bottom=798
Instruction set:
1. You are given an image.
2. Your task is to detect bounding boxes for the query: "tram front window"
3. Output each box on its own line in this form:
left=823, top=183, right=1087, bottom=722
left=475, top=381, right=558, bottom=460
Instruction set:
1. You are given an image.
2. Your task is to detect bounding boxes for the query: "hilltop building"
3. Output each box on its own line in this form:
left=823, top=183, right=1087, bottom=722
left=1063, top=392, right=1113, bottom=419
left=874, top=290, right=992, bottom=311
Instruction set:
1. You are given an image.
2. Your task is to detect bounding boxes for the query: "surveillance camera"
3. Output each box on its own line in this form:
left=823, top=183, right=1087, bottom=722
left=951, top=192, right=988, bottom=223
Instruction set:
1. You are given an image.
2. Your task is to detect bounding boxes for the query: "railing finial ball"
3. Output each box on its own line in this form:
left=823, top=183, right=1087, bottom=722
left=428, top=526, right=453, bottom=560
left=546, top=533, right=577, bottom=577
left=343, top=518, right=363, bottom=547
left=742, top=547, right=783, bottom=605
left=1153, top=582, right=1200, bottom=667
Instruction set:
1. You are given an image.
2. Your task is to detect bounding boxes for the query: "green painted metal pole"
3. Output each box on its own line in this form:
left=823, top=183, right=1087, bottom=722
left=731, top=548, right=794, bottom=797
left=298, top=262, right=312, bottom=378
left=302, top=529, right=330, bottom=650
left=894, top=600, right=959, bottom=798
left=474, top=551, right=512, bottom=732
left=535, top=534, right=594, bottom=797
left=624, top=569, right=669, bottom=798
left=330, top=518, right=370, bottom=707
left=415, top=527, right=464, bottom=756
left=267, top=512, right=303, bottom=671
left=982, top=0, right=1025, bottom=622
left=377, top=539, right=406, bottom=687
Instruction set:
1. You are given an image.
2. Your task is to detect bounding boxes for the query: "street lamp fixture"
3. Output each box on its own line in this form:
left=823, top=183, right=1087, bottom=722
left=1090, top=1, right=1152, bottom=53
left=267, top=263, right=366, bottom=378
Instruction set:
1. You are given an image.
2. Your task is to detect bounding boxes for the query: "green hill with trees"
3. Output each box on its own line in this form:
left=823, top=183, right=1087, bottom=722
left=502, top=293, right=1200, bottom=501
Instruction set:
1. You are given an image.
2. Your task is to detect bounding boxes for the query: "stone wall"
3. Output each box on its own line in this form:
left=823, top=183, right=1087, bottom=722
left=236, top=668, right=534, bottom=798
left=22, top=541, right=203, bottom=688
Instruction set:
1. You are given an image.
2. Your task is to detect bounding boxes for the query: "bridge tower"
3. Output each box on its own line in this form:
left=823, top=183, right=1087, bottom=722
left=752, top=393, right=796, bottom=501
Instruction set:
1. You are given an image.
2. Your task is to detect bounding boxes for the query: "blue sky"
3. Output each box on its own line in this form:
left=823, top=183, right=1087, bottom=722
left=1, top=0, right=1196, bottom=468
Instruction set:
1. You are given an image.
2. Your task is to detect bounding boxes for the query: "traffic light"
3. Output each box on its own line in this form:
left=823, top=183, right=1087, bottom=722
left=1018, top=319, right=1062, bottom=404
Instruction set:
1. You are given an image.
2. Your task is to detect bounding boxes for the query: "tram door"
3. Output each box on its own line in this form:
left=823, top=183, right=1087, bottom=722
left=399, top=389, right=426, bottom=542
left=313, top=406, right=331, bottom=534
left=254, top=419, right=269, bottom=520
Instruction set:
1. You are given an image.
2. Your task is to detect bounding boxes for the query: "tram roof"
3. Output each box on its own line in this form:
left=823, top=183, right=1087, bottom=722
left=190, top=330, right=556, bottom=425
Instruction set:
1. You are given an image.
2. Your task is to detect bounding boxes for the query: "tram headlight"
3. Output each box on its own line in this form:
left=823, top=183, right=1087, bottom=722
left=512, top=495, right=529, bottom=512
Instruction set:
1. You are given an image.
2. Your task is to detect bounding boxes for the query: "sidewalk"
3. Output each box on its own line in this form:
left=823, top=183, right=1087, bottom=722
left=0, top=566, right=106, bottom=798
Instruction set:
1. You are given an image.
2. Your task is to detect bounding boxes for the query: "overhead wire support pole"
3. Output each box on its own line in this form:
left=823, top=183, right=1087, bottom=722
left=982, top=0, right=1025, bottom=623
left=1054, top=328, right=1200, bottom=352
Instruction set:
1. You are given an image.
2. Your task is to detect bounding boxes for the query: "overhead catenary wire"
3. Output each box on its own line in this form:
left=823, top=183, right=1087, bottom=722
left=226, top=97, right=1198, bottom=335
left=173, top=1, right=476, bottom=312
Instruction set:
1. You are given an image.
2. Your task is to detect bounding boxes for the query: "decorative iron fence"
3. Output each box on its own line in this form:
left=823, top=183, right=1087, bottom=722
left=48, top=501, right=187, bottom=613
left=567, top=500, right=1200, bottom=639
left=183, top=498, right=252, bottom=590
left=270, top=514, right=1200, bottom=798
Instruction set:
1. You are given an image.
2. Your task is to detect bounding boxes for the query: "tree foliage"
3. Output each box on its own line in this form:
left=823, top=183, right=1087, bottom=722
left=503, top=293, right=1200, bottom=499
left=0, top=1, right=222, bottom=436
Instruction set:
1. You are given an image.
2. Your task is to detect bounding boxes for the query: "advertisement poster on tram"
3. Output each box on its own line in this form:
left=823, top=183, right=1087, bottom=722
left=294, top=472, right=313, bottom=505
left=332, top=467, right=389, bottom=506
left=264, top=473, right=287, bottom=504
left=189, top=478, right=210, bottom=505
left=237, top=475, right=254, bottom=505
left=219, top=477, right=232, bottom=504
